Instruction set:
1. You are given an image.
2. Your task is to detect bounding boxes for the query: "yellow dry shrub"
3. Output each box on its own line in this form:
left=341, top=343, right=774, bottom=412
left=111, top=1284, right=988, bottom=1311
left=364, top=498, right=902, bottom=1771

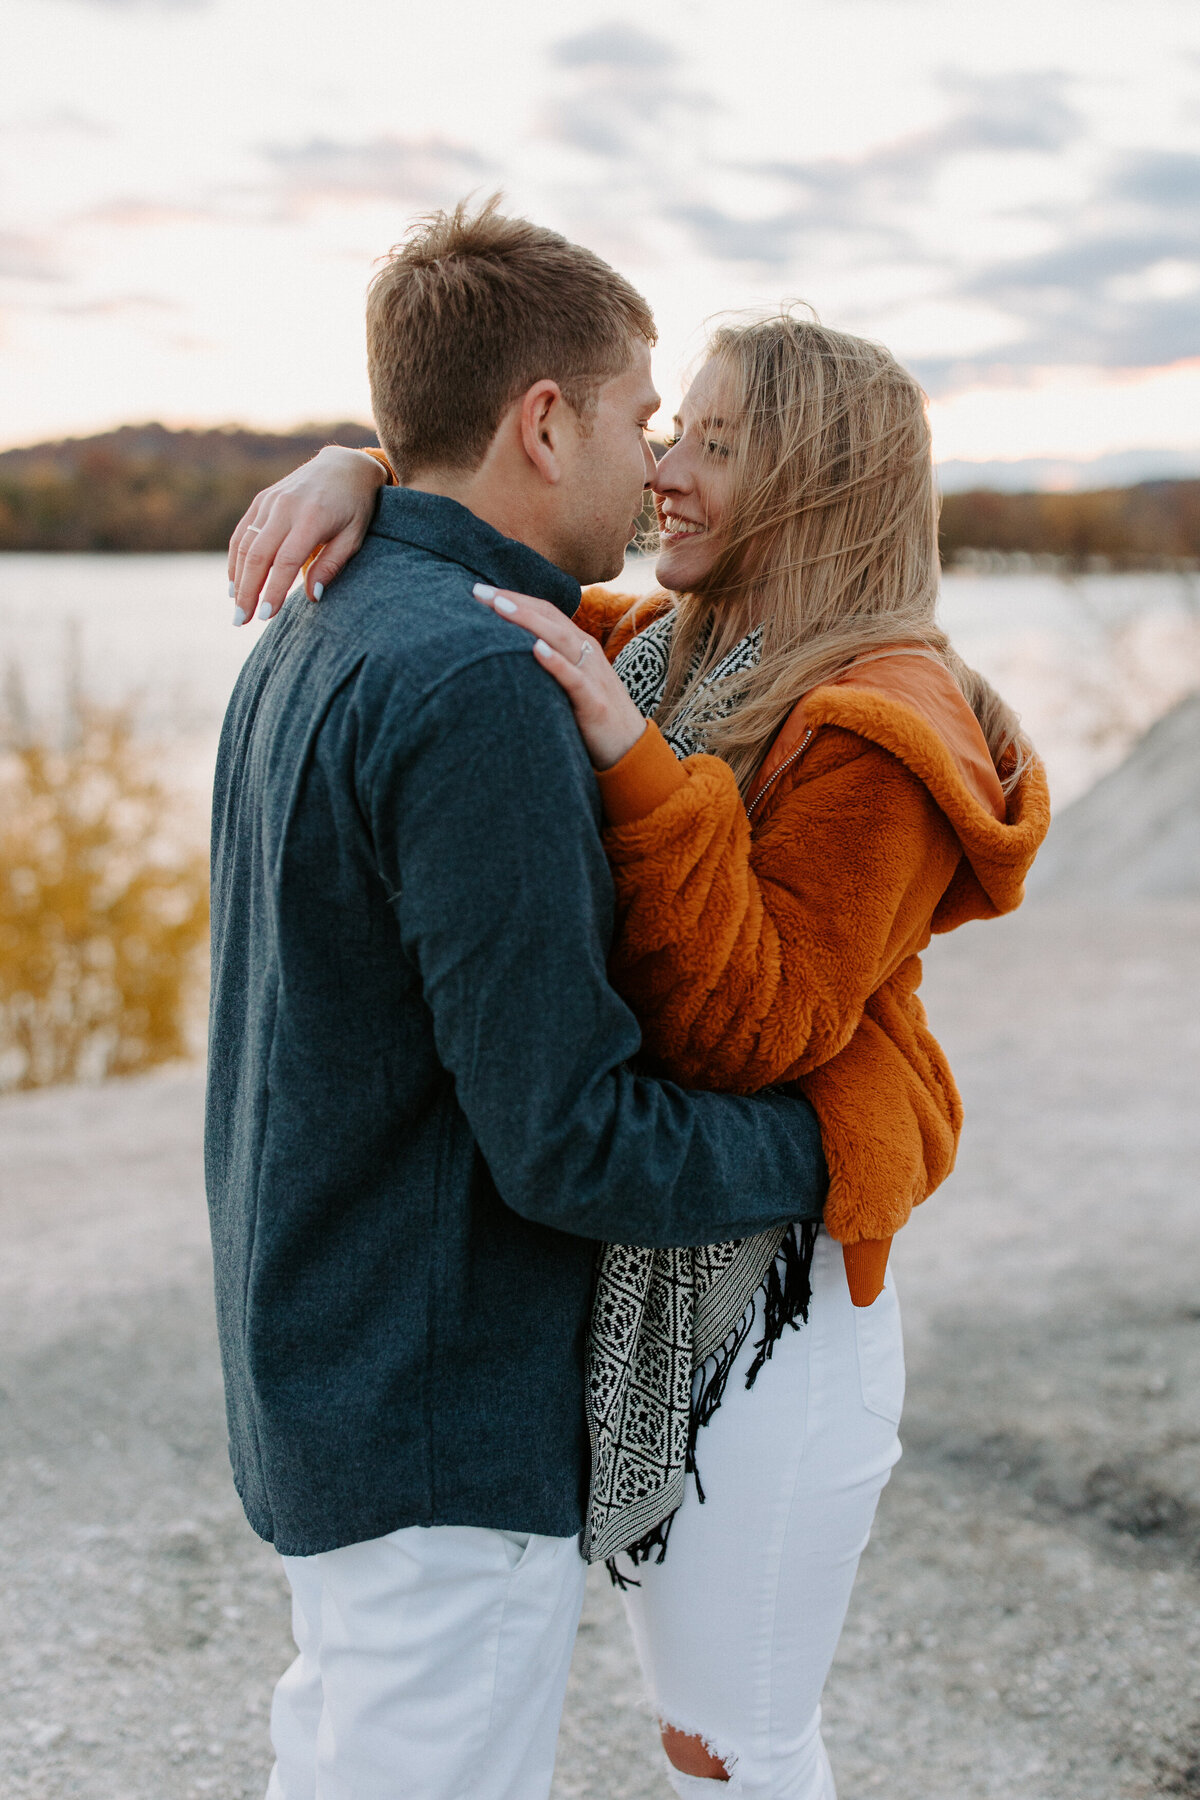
left=0, top=699, right=209, bottom=1091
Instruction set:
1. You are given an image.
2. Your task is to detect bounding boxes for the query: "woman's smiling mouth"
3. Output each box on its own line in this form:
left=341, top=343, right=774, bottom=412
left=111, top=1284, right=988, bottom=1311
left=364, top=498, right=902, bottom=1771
left=658, top=506, right=707, bottom=541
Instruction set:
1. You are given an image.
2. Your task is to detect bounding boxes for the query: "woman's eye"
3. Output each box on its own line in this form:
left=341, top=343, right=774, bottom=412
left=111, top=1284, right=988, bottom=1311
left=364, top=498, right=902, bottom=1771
left=662, top=434, right=680, bottom=450
left=705, top=439, right=730, bottom=458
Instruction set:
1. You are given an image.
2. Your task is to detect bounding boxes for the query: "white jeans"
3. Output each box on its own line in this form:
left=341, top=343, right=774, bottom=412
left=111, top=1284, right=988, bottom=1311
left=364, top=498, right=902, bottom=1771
left=266, top=1522, right=586, bottom=1800
left=616, top=1230, right=905, bottom=1799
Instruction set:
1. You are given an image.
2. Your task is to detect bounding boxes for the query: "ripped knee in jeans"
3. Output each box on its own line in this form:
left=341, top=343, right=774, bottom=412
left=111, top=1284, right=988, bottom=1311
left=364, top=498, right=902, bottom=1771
left=661, top=1722, right=733, bottom=1781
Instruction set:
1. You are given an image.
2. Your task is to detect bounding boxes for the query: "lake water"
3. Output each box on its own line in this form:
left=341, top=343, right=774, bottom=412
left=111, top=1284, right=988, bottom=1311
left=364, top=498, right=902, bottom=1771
left=1, top=553, right=1197, bottom=824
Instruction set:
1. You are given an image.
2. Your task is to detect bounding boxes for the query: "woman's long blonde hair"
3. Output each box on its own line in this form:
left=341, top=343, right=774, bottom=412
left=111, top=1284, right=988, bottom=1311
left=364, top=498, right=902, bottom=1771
left=655, top=312, right=1029, bottom=797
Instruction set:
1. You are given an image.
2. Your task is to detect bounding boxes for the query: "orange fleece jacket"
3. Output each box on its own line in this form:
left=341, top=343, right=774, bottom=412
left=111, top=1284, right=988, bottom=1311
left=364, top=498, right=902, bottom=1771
left=575, top=587, right=1051, bottom=1304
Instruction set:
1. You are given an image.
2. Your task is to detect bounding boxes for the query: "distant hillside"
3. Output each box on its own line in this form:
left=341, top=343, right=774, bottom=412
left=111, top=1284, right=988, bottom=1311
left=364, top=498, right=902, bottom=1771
left=2, top=423, right=1199, bottom=563
left=0, top=422, right=378, bottom=552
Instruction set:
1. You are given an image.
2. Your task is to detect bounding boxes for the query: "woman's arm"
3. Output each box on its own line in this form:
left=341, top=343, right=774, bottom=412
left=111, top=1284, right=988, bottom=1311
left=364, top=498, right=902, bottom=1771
left=229, top=446, right=392, bottom=624
left=598, top=726, right=959, bottom=1092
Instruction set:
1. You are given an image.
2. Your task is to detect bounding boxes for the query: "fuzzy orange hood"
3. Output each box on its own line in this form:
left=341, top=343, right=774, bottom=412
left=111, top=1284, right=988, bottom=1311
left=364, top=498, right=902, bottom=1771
left=748, top=649, right=1050, bottom=931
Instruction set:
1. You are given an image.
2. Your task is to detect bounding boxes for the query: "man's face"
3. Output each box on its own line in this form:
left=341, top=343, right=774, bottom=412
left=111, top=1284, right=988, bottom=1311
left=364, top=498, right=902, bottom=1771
left=556, top=341, right=660, bottom=584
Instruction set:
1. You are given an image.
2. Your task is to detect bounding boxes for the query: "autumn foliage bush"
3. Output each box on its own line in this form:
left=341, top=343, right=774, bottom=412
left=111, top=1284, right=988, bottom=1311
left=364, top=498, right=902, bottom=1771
left=0, top=689, right=209, bottom=1091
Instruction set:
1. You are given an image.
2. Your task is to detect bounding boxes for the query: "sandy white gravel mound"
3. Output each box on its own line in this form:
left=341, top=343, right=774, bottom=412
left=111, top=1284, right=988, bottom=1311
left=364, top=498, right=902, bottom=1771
left=1030, top=691, right=1200, bottom=900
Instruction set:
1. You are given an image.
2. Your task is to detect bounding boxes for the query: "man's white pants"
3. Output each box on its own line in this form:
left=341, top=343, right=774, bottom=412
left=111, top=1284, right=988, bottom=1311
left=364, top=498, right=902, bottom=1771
left=266, top=1523, right=586, bottom=1800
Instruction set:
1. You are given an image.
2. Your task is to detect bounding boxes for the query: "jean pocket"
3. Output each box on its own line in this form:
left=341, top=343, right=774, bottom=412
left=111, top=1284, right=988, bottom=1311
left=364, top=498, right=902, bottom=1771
left=494, top=1530, right=537, bottom=1572
left=853, top=1275, right=906, bottom=1425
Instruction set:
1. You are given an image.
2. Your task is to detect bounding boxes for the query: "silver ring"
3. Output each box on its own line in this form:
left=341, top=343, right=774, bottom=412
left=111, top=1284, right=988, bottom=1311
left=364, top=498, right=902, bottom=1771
left=576, top=641, right=594, bottom=666
left=244, top=525, right=261, bottom=535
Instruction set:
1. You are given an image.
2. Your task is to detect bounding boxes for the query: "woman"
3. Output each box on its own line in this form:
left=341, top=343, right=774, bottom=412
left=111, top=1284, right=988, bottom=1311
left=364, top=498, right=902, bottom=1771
left=229, top=315, right=1049, bottom=1797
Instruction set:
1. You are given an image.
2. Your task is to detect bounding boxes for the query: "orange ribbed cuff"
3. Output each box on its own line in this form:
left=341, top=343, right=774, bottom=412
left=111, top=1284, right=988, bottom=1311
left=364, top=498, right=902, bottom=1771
left=596, top=722, right=688, bottom=827
left=840, top=1237, right=893, bottom=1307
left=362, top=446, right=396, bottom=484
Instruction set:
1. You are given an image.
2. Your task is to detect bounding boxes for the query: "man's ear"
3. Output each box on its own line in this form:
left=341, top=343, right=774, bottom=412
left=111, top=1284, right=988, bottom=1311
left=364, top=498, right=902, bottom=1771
left=517, top=380, right=569, bottom=485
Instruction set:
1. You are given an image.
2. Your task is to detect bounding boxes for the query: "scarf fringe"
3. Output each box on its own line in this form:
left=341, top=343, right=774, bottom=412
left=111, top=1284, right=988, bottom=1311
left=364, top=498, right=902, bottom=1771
left=607, top=1221, right=819, bottom=1586
left=745, top=1217, right=818, bottom=1388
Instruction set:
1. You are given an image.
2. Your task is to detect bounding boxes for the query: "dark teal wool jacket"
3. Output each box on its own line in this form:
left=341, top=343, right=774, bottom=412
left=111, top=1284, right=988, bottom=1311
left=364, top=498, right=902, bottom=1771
left=205, top=488, right=826, bottom=1557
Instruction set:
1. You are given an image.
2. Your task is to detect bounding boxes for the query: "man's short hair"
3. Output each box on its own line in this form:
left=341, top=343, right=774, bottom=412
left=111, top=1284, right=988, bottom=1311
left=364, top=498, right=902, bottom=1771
left=366, top=196, right=657, bottom=481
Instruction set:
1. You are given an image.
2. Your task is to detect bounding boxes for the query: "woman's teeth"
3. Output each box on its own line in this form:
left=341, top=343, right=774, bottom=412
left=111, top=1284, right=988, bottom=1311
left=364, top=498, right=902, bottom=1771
left=662, top=516, right=705, bottom=536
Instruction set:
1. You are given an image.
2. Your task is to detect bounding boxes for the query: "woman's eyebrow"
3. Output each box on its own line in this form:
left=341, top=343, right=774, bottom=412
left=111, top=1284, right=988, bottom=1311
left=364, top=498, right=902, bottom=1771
left=676, top=414, right=726, bottom=432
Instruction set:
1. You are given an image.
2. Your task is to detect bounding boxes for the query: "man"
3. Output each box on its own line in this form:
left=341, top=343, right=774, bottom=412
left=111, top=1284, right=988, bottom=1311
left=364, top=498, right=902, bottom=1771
left=207, top=199, right=826, bottom=1800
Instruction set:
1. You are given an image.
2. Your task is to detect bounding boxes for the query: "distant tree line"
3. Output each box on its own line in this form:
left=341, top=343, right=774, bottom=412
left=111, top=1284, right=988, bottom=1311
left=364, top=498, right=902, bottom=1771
left=938, top=481, right=1200, bottom=569
left=1, top=423, right=1198, bottom=567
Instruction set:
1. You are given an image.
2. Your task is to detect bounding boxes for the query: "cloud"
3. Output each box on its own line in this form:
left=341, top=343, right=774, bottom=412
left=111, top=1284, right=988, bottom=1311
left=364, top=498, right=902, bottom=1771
left=668, top=71, right=1085, bottom=270
left=540, top=21, right=711, bottom=163
left=64, top=0, right=211, bottom=9
left=550, top=22, right=678, bottom=71
left=665, top=205, right=807, bottom=267
left=632, top=66, right=1200, bottom=387
left=0, top=232, right=63, bottom=282
left=70, top=139, right=493, bottom=237
left=1108, top=149, right=1200, bottom=209
left=52, top=293, right=181, bottom=317
left=925, top=68, right=1080, bottom=158
left=0, top=109, right=112, bottom=140
left=919, top=144, right=1200, bottom=385
left=74, top=198, right=225, bottom=228
left=260, top=134, right=496, bottom=214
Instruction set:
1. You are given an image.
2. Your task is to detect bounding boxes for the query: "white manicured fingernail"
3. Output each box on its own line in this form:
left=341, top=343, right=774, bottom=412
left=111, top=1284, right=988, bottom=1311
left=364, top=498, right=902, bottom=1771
left=257, top=601, right=273, bottom=621
left=534, top=638, right=553, bottom=657
left=232, top=606, right=247, bottom=627
left=313, top=581, right=324, bottom=601
left=472, top=582, right=497, bottom=600
left=228, top=581, right=236, bottom=599
left=493, top=596, right=518, bottom=615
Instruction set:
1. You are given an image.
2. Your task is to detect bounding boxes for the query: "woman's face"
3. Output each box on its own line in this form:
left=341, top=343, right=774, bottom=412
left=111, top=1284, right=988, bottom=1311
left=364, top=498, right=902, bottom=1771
left=650, top=358, right=736, bottom=593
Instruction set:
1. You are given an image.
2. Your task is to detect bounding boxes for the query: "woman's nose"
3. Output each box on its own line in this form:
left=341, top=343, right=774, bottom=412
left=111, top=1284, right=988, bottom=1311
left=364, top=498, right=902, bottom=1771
left=650, top=446, right=689, bottom=496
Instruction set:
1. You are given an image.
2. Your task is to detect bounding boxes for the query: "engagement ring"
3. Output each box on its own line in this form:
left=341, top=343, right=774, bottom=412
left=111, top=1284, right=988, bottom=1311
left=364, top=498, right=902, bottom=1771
left=576, top=641, right=594, bottom=666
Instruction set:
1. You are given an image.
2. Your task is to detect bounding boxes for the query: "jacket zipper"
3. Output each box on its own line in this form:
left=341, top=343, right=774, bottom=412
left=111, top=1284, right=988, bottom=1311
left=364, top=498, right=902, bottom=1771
left=746, top=728, right=813, bottom=822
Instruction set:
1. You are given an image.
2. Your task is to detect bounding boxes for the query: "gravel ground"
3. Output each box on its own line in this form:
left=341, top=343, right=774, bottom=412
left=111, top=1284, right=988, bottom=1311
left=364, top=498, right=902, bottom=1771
left=1, top=899, right=1197, bottom=1799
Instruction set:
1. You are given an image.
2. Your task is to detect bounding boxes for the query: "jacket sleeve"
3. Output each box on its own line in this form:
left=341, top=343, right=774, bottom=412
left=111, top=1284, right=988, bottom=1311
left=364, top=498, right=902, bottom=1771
left=363, top=647, right=826, bottom=1247
left=596, top=720, right=959, bottom=1092
left=362, top=447, right=396, bottom=482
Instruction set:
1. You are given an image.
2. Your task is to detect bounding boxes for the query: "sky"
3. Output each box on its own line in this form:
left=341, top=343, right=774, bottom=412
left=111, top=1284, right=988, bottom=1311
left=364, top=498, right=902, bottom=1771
left=3, top=0, right=1200, bottom=476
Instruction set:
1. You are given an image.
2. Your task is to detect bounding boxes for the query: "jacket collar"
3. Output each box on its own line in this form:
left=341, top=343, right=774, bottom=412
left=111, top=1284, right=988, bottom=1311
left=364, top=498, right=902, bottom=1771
left=370, top=487, right=582, bottom=617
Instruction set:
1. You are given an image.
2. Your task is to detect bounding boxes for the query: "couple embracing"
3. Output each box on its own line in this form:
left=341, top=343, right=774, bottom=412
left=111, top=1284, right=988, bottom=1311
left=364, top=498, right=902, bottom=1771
left=207, top=198, right=1049, bottom=1799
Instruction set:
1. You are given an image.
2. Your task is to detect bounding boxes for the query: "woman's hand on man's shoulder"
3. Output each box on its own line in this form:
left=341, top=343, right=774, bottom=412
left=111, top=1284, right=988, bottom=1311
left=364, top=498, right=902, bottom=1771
left=229, top=445, right=388, bottom=627
left=472, top=584, right=649, bottom=772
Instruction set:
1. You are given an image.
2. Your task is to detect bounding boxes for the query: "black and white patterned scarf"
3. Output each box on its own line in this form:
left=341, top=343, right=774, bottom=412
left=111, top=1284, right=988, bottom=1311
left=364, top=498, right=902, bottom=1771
left=583, top=605, right=818, bottom=1569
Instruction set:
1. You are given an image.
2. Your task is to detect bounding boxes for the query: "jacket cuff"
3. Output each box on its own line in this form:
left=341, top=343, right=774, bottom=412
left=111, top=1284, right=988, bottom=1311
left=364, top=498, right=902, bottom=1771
left=596, top=722, right=688, bottom=826
left=362, top=446, right=397, bottom=485
left=841, top=1237, right=893, bottom=1307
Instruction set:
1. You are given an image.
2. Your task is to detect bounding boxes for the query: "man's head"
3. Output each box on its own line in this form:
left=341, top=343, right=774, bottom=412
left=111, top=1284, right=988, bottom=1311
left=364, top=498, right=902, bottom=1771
left=366, top=197, right=659, bottom=582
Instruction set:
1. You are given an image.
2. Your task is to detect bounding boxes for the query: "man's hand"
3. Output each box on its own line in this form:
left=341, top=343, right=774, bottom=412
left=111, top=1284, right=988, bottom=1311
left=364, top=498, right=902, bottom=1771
left=472, top=583, right=648, bottom=771
left=229, top=446, right=388, bottom=625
